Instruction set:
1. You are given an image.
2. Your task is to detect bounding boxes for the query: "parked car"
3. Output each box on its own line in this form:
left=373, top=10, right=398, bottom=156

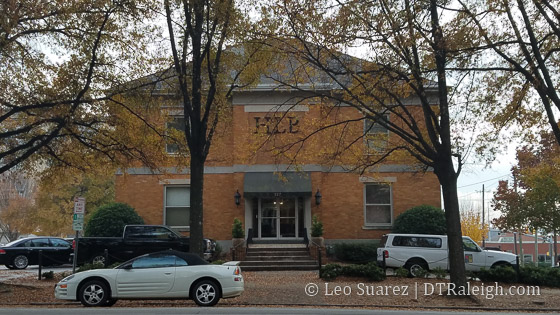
left=0, top=237, right=73, bottom=269
left=73, top=225, right=215, bottom=265
left=55, top=250, right=243, bottom=307
left=377, top=233, right=518, bottom=276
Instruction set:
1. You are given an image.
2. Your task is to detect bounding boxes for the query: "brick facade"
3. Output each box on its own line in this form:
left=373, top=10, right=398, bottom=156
left=115, top=87, right=442, bottom=244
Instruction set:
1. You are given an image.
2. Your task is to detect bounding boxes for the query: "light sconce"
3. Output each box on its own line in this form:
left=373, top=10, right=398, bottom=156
left=234, top=190, right=241, bottom=206
left=315, top=189, right=322, bottom=205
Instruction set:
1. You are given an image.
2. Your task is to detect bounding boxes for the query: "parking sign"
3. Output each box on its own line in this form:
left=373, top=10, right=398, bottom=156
left=74, top=197, right=85, bottom=214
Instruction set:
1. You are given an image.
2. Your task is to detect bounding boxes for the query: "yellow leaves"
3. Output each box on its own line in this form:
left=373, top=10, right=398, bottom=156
left=461, top=209, right=489, bottom=244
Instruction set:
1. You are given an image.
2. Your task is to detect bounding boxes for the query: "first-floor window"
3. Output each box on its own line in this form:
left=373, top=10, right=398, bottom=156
left=364, top=183, right=392, bottom=226
left=165, top=186, right=190, bottom=228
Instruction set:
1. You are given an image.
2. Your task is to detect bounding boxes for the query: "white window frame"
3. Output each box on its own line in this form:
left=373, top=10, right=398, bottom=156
left=363, top=183, right=393, bottom=227
left=163, top=185, right=190, bottom=230
left=166, top=116, right=185, bottom=154
left=364, top=114, right=389, bottom=153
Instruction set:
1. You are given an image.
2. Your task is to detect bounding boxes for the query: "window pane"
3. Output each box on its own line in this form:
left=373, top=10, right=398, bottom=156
left=365, top=205, right=391, bottom=224
left=32, top=239, right=50, bottom=247
left=166, top=207, right=190, bottom=226
left=50, top=239, right=70, bottom=248
left=166, top=117, right=185, bottom=154
left=166, top=187, right=190, bottom=207
left=365, top=184, right=391, bottom=204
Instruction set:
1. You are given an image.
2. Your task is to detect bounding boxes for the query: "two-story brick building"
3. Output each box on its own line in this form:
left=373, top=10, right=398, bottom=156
left=114, top=67, right=442, bottom=250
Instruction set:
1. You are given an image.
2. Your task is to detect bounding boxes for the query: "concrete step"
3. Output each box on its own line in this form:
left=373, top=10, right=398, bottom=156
left=244, top=255, right=313, bottom=261
left=241, top=260, right=318, bottom=266
left=246, top=250, right=310, bottom=256
left=240, top=264, right=319, bottom=271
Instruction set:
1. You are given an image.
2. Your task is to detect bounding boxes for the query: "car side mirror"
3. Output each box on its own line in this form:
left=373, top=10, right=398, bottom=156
left=168, top=233, right=178, bottom=240
left=122, top=263, right=133, bottom=270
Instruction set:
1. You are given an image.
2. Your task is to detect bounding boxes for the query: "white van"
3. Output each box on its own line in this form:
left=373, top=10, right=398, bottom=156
left=377, top=234, right=518, bottom=276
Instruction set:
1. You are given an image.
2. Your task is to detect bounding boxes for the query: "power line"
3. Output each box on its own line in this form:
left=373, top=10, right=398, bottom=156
left=457, top=174, right=511, bottom=188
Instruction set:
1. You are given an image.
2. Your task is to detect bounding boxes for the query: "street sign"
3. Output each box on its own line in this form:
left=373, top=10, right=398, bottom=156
left=73, top=213, right=84, bottom=221
left=74, top=197, right=85, bottom=214
left=72, top=222, right=83, bottom=231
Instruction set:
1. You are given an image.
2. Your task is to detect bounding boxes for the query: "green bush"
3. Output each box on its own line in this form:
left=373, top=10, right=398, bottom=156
left=333, top=242, right=377, bottom=263
left=519, top=265, right=560, bottom=287
left=430, top=267, right=448, bottom=279
left=394, top=267, right=409, bottom=278
left=212, top=259, right=226, bottom=265
left=232, top=218, right=244, bottom=238
left=319, top=263, right=343, bottom=281
left=42, top=271, right=54, bottom=279
left=320, top=262, right=385, bottom=281
left=392, top=205, right=446, bottom=235
left=84, top=202, right=144, bottom=237
left=476, top=265, right=518, bottom=283
left=77, top=262, right=105, bottom=272
left=311, top=215, right=323, bottom=237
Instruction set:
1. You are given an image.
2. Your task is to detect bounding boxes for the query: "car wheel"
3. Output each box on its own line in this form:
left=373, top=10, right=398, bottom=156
left=405, top=259, right=428, bottom=278
left=79, top=280, right=110, bottom=307
left=192, top=280, right=220, bottom=307
left=5, top=265, right=16, bottom=270
left=491, top=262, right=512, bottom=269
left=91, top=255, right=106, bottom=266
left=12, top=255, right=29, bottom=269
left=105, top=299, right=118, bottom=307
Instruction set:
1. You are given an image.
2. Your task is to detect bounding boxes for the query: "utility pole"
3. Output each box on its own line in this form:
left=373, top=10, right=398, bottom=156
left=482, top=184, right=485, bottom=248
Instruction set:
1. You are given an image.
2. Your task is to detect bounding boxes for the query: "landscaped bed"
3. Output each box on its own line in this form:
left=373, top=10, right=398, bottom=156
left=1, top=269, right=559, bottom=311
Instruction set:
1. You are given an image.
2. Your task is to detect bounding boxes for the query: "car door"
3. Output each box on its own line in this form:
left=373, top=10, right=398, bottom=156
left=463, top=237, right=486, bottom=271
left=48, top=238, right=72, bottom=265
left=30, top=238, right=52, bottom=265
left=115, top=253, right=176, bottom=298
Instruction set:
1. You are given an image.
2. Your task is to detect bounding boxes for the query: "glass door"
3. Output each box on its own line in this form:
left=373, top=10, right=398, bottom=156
left=258, top=198, right=299, bottom=239
left=260, top=199, right=277, bottom=238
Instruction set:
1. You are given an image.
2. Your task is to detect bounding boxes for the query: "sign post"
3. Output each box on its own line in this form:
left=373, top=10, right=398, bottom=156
left=72, top=197, right=85, bottom=273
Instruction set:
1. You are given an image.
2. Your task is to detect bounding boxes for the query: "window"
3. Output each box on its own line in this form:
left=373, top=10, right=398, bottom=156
left=165, top=186, right=190, bottom=228
left=392, top=236, right=442, bottom=248
left=31, top=239, right=50, bottom=247
left=364, top=183, right=392, bottom=226
left=131, top=254, right=177, bottom=269
left=462, top=238, right=480, bottom=252
left=364, top=115, right=389, bottom=152
left=50, top=239, right=70, bottom=248
left=166, top=117, right=185, bottom=154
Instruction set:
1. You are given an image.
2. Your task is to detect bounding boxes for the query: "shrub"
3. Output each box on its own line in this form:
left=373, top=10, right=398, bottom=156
left=84, top=202, right=144, bottom=237
left=77, top=262, right=105, bottom=272
left=333, top=242, right=377, bottom=263
left=476, top=265, right=518, bottom=283
left=311, top=215, right=323, bottom=237
left=232, top=218, right=244, bottom=238
left=392, top=205, right=446, bottom=235
left=519, top=265, right=560, bottom=287
left=430, top=267, right=448, bottom=279
left=320, top=263, right=342, bottom=281
left=212, top=259, right=226, bottom=265
left=42, top=271, right=54, bottom=279
left=320, top=262, right=385, bottom=281
left=394, top=267, right=409, bottom=278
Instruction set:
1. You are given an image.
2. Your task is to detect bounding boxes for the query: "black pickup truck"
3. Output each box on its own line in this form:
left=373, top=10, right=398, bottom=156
left=73, top=225, right=215, bottom=265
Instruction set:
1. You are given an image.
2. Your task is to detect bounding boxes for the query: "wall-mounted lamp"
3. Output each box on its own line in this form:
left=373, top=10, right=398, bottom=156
left=315, top=189, right=322, bottom=205
left=234, top=190, right=241, bottom=206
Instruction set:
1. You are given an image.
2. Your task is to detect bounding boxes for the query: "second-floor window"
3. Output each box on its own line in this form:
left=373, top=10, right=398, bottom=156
left=364, top=115, right=389, bottom=153
left=166, top=117, right=185, bottom=154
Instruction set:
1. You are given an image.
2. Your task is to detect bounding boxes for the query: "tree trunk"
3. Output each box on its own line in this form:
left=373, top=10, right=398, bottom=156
left=436, top=163, right=468, bottom=291
left=189, top=153, right=205, bottom=257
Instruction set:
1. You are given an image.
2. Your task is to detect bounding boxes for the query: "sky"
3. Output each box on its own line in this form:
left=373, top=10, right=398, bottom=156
left=455, top=143, right=518, bottom=224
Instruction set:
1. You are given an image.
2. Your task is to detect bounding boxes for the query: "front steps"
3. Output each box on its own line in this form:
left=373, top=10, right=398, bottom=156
left=240, top=244, right=319, bottom=271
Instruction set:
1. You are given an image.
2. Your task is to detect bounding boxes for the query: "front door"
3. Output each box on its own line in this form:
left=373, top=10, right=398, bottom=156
left=258, top=197, right=302, bottom=239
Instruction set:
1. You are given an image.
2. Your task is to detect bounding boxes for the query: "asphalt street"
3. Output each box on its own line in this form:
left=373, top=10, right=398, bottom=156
left=0, top=308, right=555, bottom=315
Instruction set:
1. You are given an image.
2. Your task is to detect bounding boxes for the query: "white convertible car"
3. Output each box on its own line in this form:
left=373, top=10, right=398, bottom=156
left=54, top=250, right=243, bottom=307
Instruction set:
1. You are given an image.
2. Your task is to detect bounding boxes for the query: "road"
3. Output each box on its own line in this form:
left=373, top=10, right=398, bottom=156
left=0, top=308, right=554, bottom=315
